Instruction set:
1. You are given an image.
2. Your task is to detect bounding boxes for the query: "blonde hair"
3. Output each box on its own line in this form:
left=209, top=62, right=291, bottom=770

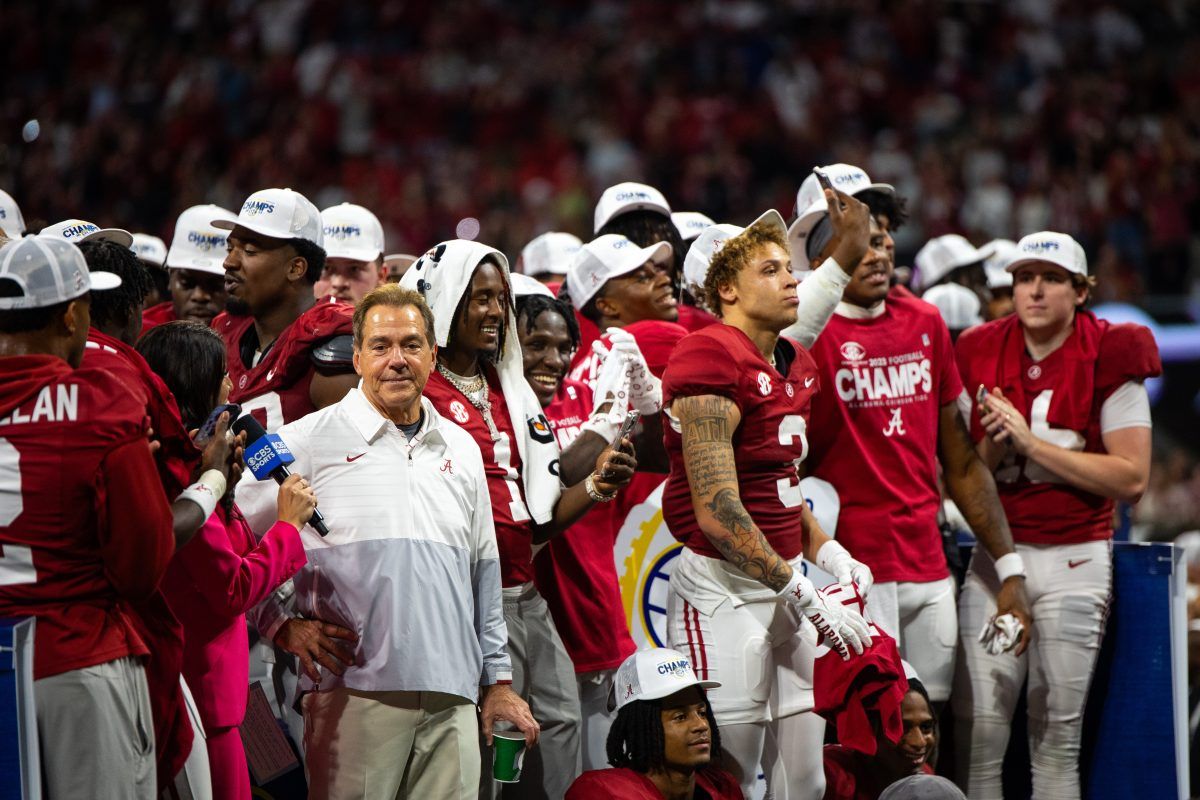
left=702, top=221, right=789, bottom=317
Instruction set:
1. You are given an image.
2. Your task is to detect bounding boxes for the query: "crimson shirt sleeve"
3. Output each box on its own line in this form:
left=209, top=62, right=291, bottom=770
left=99, top=438, right=174, bottom=600
left=178, top=515, right=307, bottom=617
left=662, top=335, right=742, bottom=407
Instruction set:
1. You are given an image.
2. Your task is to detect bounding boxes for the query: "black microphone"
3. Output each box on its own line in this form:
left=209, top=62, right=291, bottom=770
left=233, top=415, right=330, bottom=537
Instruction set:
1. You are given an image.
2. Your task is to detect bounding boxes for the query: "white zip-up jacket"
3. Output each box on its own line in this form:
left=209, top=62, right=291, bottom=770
left=238, top=387, right=512, bottom=703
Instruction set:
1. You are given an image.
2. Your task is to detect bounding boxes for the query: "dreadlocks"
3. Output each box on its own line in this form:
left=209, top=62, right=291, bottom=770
left=78, top=239, right=151, bottom=336
left=605, top=698, right=723, bottom=773
left=448, top=255, right=511, bottom=365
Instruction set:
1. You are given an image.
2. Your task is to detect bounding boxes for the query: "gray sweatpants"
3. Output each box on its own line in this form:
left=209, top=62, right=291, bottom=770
left=35, top=655, right=155, bottom=799
left=481, top=583, right=581, bottom=799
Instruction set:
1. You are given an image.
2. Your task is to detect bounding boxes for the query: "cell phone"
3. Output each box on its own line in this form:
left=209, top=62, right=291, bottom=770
left=196, top=403, right=241, bottom=444
left=813, top=167, right=835, bottom=195
left=614, top=410, right=641, bottom=446
left=975, top=384, right=988, bottom=416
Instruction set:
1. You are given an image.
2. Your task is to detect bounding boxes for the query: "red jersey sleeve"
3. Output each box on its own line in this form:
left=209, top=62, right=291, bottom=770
left=662, top=332, right=742, bottom=406
left=100, top=439, right=174, bottom=601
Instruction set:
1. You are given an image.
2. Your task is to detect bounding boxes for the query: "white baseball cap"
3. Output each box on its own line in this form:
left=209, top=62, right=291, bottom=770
left=566, top=234, right=673, bottom=309
left=672, top=211, right=716, bottom=242
left=922, top=283, right=983, bottom=331
left=320, top=202, right=384, bottom=262
left=0, top=235, right=121, bottom=310
left=214, top=188, right=324, bottom=248
left=509, top=272, right=555, bottom=299
left=787, top=164, right=894, bottom=254
left=979, top=239, right=1017, bottom=289
left=594, top=182, right=671, bottom=233
left=1006, top=231, right=1088, bottom=277
left=914, top=234, right=986, bottom=289
left=612, top=648, right=720, bottom=712
left=166, top=205, right=236, bottom=276
left=682, top=209, right=789, bottom=295
left=519, top=232, right=582, bottom=277
left=39, top=219, right=134, bottom=248
left=0, top=189, right=25, bottom=238
left=130, top=233, right=167, bottom=267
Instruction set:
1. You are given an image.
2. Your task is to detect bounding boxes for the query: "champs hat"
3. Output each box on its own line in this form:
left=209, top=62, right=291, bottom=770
left=979, top=238, right=1017, bottom=289
left=0, top=235, right=121, bottom=310
left=788, top=163, right=894, bottom=254
left=914, top=234, right=986, bottom=289
left=612, top=648, right=720, bottom=712
left=566, top=234, right=672, bottom=308
left=922, top=283, right=983, bottom=331
left=594, top=182, right=671, bottom=233
left=130, top=233, right=167, bottom=267
left=0, top=189, right=25, bottom=238
left=519, top=232, right=582, bottom=278
left=682, top=209, right=788, bottom=294
left=166, top=205, right=235, bottom=275
left=214, top=188, right=324, bottom=248
left=509, top=272, right=555, bottom=299
left=1006, top=231, right=1087, bottom=277
left=40, top=219, right=134, bottom=248
left=672, top=211, right=716, bottom=242
left=320, top=203, right=385, bottom=262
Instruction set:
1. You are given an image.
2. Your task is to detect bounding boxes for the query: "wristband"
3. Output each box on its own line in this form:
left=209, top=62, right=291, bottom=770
left=776, top=568, right=815, bottom=609
left=585, top=473, right=617, bottom=502
left=994, top=552, right=1026, bottom=582
left=177, top=469, right=226, bottom=520
left=579, top=414, right=620, bottom=443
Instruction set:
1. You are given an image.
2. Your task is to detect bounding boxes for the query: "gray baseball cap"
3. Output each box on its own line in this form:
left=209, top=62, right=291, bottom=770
left=0, top=236, right=121, bottom=310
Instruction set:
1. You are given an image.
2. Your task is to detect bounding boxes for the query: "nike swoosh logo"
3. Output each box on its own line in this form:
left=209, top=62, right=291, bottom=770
left=1067, top=558, right=1091, bottom=569
left=804, top=377, right=815, bottom=388
left=345, top=453, right=366, bottom=463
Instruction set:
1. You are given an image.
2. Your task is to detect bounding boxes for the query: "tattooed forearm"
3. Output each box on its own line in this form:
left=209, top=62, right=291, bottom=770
left=678, top=394, right=792, bottom=592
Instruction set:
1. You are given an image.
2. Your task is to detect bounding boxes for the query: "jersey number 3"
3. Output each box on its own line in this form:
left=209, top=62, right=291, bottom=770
left=776, top=415, right=810, bottom=508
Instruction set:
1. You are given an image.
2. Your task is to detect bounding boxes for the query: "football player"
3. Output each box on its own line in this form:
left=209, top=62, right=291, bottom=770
left=315, top=202, right=387, bottom=304
left=142, top=205, right=234, bottom=332
left=953, top=232, right=1160, bottom=799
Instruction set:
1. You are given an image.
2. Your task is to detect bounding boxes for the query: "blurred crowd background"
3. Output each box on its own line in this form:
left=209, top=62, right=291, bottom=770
left=3, top=0, right=1198, bottom=537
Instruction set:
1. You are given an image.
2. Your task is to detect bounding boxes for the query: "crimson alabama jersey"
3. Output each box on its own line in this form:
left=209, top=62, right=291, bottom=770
left=806, top=295, right=963, bottom=584
left=534, top=379, right=636, bottom=673
left=424, top=366, right=536, bottom=587
left=662, top=324, right=819, bottom=562
left=215, top=298, right=354, bottom=430
left=956, top=312, right=1161, bottom=544
left=0, top=355, right=173, bottom=679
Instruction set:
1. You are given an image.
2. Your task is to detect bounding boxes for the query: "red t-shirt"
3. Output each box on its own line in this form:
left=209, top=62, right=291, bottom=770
left=140, top=300, right=178, bottom=335
left=955, top=314, right=1160, bottom=544
left=823, top=745, right=934, bottom=800
left=424, top=366, right=535, bottom=587
left=662, top=324, right=820, bottom=562
left=567, top=766, right=742, bottom=799
left=677, top=303, right=719, bottom=332
left=533, top=379, right=637, bottom=673
left=214, top=299, right=354, bottom=430
left=806, top=297, right=963, bottom=583
left=0, top=355, right=173, bottom=680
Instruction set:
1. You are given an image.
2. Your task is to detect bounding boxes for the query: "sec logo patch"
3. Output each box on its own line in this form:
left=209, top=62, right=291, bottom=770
left=757, top=372, right=772, bottom=396
left=449, top=400, right=470, bottom=424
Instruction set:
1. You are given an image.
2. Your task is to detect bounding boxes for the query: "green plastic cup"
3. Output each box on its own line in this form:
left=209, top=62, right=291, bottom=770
left=492, top=731, right=527, bottom=783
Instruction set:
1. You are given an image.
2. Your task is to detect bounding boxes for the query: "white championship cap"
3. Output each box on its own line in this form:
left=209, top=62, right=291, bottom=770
left=682, top=209, right=788, bottom=295
left=519, top=232, right=582, bottom=277
left=0, top=235, right=121, bottom=309
left=612, top=648, right=720, bottom=712
left=672, top=211, right=716, bottom=242
left=922, top=283, right=983, bottom=331
left=979, top=238, right=1017, bottom=289
left=566, top=234, right=672, bottom=309
left=320, top=202, right=385, bottom=262
left=130, top=234, right=167, bottom=267
left=1006, top=231, right=1087, bottom=277
left=914, top=234, right=986, bottom=290
left=214, top=188, right=324, bottom=248
left=166, top=205, right=236, bottom=275
left=509, top=272, right=555, bottom=299
left=0, top=189, right=25, bottom=238
left=39, top=219, right=134, bottom=248
left=594, top=181, right=671, bottom=233
left=788, top=163, right=894, bottom=255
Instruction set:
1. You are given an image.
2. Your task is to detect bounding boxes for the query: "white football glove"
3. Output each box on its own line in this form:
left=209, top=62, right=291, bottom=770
left=978, top=613, right=1024, bottom=656
left=815, top=540, right=874, bottom=597
left=778, top=570, right=872, bottom=660
left=602, top=328, right=663, bottom=414
left=590, top=338, right=633, bottom=418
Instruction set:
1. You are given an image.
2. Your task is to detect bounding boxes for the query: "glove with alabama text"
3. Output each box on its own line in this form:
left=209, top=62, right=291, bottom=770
left=815, top=540, right=875, bottom=597
left=602, top=327, right=662, bottom=415
left=778, top=569, right=872, bottom=660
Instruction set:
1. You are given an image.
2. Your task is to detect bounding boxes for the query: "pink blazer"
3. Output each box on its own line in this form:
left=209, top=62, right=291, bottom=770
left=162, top=505, right=306, bottom=730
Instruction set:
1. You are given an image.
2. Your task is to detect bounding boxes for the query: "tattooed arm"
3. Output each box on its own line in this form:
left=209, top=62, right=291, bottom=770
left=674, top=394, right=793, bottom=592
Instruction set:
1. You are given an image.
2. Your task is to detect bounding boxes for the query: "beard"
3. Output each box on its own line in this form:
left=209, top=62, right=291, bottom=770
left=225, top=296, right=252, bottom=316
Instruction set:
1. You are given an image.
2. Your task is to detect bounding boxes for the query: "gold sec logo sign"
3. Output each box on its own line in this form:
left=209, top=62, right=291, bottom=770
left=613, top=482, right=681, bottom=649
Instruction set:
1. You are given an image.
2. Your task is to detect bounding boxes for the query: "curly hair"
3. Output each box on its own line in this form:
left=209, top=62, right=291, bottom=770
left=701, top=220, right=790, bottom=317
left=78, top=239, right=152, bottom=333
left=516, top=293, right=580, bottom=350
left=606, top=697, right=723, bottom=773
left=859, top=190, right=910, bottom=232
